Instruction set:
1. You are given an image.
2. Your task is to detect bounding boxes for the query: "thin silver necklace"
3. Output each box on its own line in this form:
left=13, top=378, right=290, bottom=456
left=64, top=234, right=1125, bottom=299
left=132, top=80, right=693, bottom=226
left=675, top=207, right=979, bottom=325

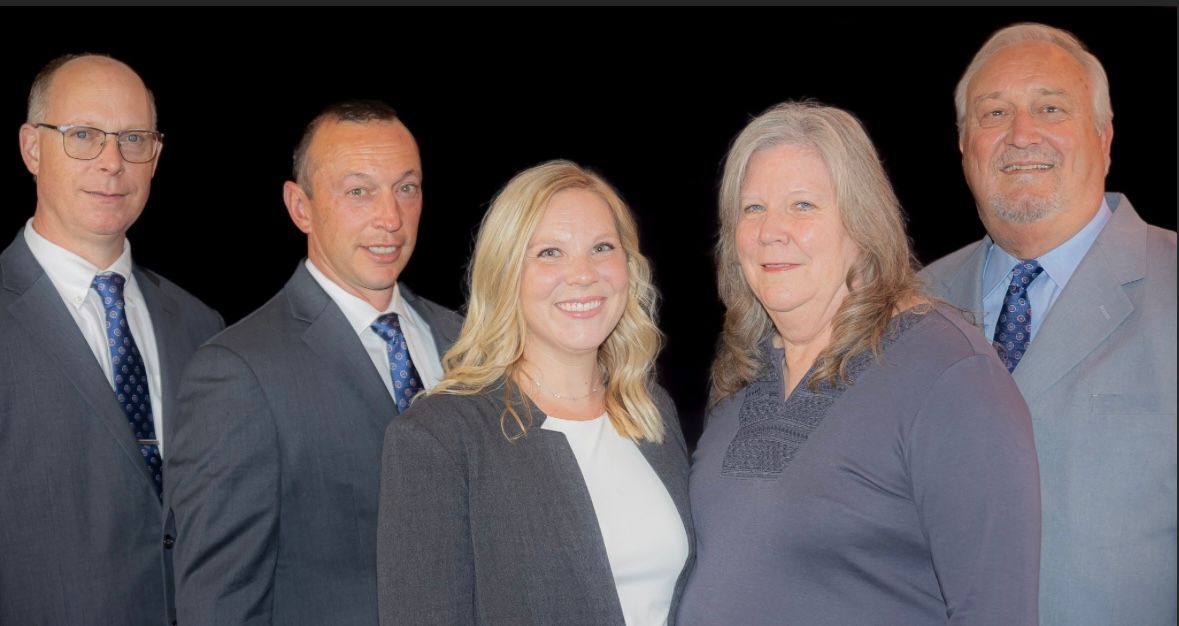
left=525, top=369, right=603, bottom=401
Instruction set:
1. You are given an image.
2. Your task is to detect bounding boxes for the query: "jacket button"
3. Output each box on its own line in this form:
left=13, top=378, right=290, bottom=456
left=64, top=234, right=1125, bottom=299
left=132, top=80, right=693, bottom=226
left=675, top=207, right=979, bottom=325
left=163, top=534, right=175, bottom=549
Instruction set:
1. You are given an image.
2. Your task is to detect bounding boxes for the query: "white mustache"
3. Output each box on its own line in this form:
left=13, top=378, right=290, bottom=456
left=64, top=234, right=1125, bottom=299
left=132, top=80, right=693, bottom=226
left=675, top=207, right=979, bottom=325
left=995, top=147, right=1061, bottom=168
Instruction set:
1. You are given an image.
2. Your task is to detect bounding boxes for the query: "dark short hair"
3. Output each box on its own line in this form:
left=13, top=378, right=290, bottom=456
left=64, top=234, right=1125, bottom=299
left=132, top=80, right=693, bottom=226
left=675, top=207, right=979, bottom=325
left=291, top=99, right=400, bottom=192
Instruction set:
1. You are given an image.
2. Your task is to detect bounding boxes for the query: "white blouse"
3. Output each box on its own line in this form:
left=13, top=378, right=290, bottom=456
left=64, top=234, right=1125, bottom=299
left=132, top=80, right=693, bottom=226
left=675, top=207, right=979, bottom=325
left=541, top=413, right=689, bottom=626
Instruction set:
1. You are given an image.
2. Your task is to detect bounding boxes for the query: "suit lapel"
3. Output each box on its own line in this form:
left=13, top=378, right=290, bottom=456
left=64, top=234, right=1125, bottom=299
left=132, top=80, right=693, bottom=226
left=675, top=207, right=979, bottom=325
left=286, top=265, right=397, bottom=429
left=1014, top=195, right=1145, bottom=401
left=400, top=284, right=461, bottom=355
left=2, top=237, right=159, bottom=492
left=939, top=239, right=990, bottom=319
left=638, top=436, right=694, bottom=549
left=526, top=402, right=623, bottom=614
left=524, top=387, right=694, bottom=567
left=135, top=267, right=183, bottom=421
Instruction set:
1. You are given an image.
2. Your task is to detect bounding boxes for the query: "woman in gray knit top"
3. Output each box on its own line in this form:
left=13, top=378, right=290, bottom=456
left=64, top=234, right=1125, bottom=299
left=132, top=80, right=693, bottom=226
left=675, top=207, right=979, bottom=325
left=376, top=161, right=692, bottom=625
left=677, top=102, right=1041, bottom=625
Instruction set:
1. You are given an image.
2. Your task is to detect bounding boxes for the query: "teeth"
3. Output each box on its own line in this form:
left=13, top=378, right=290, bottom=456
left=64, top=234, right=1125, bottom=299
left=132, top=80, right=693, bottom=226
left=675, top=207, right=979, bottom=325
left=1003, top=164, right=1052, bottom=172
left=367, top=246, right=398, bottom=254
left=557, top=300, right=602, bottom=312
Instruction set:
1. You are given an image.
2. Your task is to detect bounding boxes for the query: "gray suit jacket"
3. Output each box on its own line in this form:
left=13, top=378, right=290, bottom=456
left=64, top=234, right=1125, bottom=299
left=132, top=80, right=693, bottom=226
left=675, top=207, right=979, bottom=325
left=0, top=233, right=223, bottom=626
left=921, top=193, right=1176, bottom=626
left=376, top=383, right=695, bottom=625
left=166, top=263, right=462, bottom=626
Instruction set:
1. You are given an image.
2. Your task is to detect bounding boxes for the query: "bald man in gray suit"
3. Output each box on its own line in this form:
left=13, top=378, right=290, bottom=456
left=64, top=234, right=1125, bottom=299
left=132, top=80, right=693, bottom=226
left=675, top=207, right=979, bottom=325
left=0, top=55, right=222, bottom=625
left=166, top=101, right=462, bottom=625
left=922, top=23, right=1176, bottom=626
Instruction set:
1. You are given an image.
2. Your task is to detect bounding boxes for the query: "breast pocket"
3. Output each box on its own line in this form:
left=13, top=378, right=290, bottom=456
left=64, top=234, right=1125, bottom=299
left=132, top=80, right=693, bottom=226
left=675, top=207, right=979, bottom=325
left=1082, top=394, right=1176, bottom=533
left=1086, top=393, right=1176, bottom=485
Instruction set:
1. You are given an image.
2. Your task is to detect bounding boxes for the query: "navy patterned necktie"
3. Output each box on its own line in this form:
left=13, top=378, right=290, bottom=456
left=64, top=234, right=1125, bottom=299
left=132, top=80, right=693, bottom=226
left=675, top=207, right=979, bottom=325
left=992, top=259, right=1044, bottom=373
left=371, top=313, right=424, bottom=413
left=92, top=272, right=162, bottom=498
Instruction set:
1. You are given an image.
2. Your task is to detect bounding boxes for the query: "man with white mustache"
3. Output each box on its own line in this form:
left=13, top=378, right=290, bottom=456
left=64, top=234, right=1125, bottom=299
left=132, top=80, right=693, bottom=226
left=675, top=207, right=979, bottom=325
left=988, top=146, right=1063, bottom=223
left=166, top=100, right=463, bottom=625
left=922, top=23, right=1176, bottom=626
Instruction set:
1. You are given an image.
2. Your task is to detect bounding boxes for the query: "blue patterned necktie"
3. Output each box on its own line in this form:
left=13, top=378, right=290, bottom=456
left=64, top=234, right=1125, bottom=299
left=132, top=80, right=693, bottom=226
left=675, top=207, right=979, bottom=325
left=92, top=272, right=162, bottom=498
left=992, top=259, right=1044, bottom=373
left=371, top=313, right=424, bottom=413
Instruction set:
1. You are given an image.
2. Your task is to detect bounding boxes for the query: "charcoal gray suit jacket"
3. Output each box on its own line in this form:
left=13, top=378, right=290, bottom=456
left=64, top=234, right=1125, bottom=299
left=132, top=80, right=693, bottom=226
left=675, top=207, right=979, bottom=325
left=166, top=263, right=462, bottom=626
left=377, top=383, right=695, bottom=625
left=0, top=232, right=223, bottom=626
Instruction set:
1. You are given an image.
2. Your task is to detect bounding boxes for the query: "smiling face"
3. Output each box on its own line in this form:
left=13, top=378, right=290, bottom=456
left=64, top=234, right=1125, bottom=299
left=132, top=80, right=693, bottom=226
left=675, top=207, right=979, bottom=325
left=19, top=56, right=160, bottom=267
left=284, top=119, right=422, bottom=310
left=735, top=143, right=859, bottom=333
left=960, top=40, right=1112, bottom=256
left=520, top=188, right=629, bottom=366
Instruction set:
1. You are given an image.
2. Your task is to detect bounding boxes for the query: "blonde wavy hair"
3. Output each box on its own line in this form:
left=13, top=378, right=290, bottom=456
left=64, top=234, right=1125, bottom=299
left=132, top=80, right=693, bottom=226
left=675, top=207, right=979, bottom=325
left=711, top=102, right=924, bottom=405
left=432, top=160, right=666, bottom=443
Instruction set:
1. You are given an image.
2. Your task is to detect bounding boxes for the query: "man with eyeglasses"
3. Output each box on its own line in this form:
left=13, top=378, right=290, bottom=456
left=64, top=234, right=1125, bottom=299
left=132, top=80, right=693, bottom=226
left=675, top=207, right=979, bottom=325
left=0, top=54, right=222, bottom=625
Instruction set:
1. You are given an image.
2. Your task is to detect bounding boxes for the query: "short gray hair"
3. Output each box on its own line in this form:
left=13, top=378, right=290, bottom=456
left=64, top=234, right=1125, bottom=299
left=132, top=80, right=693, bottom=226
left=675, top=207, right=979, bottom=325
left=27, top=53, right=157, bottom=129
left=954, top=23, right=1112, bottom=138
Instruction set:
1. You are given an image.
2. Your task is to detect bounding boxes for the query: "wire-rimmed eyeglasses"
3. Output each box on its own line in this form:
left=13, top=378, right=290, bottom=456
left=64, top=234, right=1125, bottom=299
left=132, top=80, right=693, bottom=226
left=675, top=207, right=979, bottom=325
left=35, top=123, right=163, bottom=163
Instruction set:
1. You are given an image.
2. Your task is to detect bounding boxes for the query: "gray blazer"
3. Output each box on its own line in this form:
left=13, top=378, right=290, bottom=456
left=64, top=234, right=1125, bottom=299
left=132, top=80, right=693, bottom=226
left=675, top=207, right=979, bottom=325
left=376, top=383, right=695, bottom=625
left=0, top=233, right=223, bottom=626
left=165, top=264, right=462, bottom=626
left=921, top=193, right=1177, bottom=626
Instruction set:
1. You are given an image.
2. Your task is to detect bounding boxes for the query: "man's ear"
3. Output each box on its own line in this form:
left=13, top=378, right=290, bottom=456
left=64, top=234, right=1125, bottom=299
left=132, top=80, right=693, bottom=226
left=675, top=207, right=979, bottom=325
left=1100, top=122, right=1114, bottom=175
left=19, top=123, right=41, bottom=177
left=283, top=180, right=314, bottom=235
left=150, top=139, right=163, bottom=177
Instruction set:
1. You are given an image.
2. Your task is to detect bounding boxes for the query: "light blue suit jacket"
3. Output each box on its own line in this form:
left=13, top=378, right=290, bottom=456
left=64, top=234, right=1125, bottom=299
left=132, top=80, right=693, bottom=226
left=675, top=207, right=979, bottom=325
left=921, top=193, right=1177, bottom=626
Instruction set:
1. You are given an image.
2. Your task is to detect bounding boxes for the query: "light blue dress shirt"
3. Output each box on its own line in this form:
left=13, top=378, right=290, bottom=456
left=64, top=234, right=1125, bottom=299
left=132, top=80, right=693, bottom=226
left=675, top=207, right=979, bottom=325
left=981, top=198, right=1113, bottom=342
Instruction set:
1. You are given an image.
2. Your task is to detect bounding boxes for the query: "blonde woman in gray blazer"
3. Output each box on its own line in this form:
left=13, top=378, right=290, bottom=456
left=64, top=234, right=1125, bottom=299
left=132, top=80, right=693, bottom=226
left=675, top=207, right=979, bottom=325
left=377, top=161, right=694, bottom=625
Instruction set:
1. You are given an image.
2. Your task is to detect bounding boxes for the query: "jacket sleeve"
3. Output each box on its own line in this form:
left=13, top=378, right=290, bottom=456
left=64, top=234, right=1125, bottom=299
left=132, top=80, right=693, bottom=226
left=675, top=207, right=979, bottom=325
left=165, top=344, right=280, bottom=625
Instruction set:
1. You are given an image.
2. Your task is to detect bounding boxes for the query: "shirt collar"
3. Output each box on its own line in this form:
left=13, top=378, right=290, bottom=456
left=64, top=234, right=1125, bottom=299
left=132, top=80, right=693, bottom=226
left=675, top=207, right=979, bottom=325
left=983, top=196, right=1112, bottom=296
left=24, top=218, right=135, bottom=310
left=303, top=258, right=412, bottom=337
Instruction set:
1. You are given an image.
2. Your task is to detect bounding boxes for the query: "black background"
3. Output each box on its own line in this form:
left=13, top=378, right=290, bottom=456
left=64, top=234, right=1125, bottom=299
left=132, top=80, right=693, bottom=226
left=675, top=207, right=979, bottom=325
left=3, top=9, right=1174, bottom=447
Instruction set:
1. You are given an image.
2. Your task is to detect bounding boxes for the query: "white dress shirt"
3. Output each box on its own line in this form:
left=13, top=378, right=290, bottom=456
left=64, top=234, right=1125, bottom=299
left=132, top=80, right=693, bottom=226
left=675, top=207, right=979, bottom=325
left=24, top=220, right=166, bottom=455
left=304, top=260, right=443, bottom=401
left=541, top=413, right=690, bottom=626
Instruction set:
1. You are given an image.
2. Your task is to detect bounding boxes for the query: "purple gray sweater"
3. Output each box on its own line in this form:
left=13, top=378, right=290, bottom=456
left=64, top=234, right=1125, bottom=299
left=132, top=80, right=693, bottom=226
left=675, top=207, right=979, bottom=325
left=678, top=306, right=1040, bottom=626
